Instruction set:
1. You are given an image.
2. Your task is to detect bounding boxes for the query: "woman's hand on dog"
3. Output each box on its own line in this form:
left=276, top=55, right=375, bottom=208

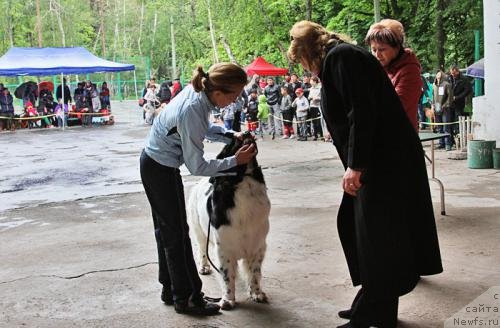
left=235, top=144, right=257, bottom=165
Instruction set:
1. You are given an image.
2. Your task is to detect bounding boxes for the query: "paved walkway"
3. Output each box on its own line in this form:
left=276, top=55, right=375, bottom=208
left=1, top=101, right=499, bottom=327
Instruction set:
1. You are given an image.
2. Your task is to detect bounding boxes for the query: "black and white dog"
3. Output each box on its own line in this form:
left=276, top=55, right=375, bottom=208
left=187, top=132, right=270, bottom=310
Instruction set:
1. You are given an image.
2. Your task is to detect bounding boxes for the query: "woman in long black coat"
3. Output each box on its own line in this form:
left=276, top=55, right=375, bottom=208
left=288, top=21, right=442, bottom=328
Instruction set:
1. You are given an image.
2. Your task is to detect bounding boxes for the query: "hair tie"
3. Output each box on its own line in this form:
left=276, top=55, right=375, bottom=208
left=204, top=72, right=209, bottom=79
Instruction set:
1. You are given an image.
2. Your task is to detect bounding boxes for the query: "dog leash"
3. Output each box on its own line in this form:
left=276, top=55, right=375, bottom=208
left=205, top=215, right=221, bottom=275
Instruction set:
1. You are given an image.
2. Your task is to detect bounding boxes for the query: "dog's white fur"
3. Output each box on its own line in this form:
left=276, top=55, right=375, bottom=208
left=187, top=169, right=270, bottom=310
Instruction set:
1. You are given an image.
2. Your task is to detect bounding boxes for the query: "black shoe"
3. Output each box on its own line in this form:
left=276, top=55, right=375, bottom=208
left=338, top=309, right=352, bottom=319
left=174, top=295, right=220, bottom=316
left=161, top=286, right=174, bottom=305
left=272, top=132, right=275, bottom=140
left=336, top=322, right=369, bottom=328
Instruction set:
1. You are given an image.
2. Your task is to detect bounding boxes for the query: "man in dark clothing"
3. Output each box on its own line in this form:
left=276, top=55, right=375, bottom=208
left=56, top=78, right=72, bottom=105
left=448, top=65, right=472, bottom=117
left=264, top=77, right=282, bottom=137
left=288, top=73, right=302, bottom=101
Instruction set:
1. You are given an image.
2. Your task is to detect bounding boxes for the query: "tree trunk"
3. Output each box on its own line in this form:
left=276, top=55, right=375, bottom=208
left=374, top=0, right=381, bottom=22
left=122, top=0, right=127, bottom=52
left=207, top=0, right=219, bottom=63
left=137, top=1, right=145, bottom=56
left=113, top=0, right=119, bottom=60
left=6, top=0, right=14, bottom=47
left=50, top=0, right=66, bottom=47
left=171, top=16, right=177, bottom=79
left=190, top=0, right=196, bottom=26
left=305, top=0, right=312, bottom=21
left=100, top=0, right=106, bottom=56
left=436, top=0, right=446, bottom=70
left=36, top=0, right=42, bottom=47
left=93, top=26, right=101, bottom=52
left=220, top=34, right=239, bottom=65
left=150, top=11, right=158, bottom=64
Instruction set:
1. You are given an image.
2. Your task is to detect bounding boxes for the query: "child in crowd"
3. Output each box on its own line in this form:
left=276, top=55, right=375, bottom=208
left=25, top=101, right=47, bottom=128
left=245, top=89, right=259, bottom=132
left=100, top=82, right=110, bottom=109
left=143, top=83, right=159, bottom=125
left=292, top=88, right=309, bottom=141
left=280, top=86, right=295, bottom=139
left=53, top=102, right=68, bottom=127
left=257, top=94, right=270, bottom=139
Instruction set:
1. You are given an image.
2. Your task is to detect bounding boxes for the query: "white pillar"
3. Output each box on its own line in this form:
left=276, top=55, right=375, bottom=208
left=473, top=0, right=500, bottom=143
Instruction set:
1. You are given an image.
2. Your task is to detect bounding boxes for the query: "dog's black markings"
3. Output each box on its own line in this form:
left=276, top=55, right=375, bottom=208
left=206, top=132, right=265, bottom=229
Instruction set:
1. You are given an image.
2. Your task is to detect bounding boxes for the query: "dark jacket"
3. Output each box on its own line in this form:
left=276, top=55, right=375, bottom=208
left=246, top=97, right=259, bottom=122
left=320, top=43, right=442, bottom=299
left=56, top=84, right=72, bottom=104
left=449, top=73, right=472, bottom=115
left=264, top=84, right=281, bottom=105
left=158, top=82, right=172, bottom=104
left=0, top=93, right=14, bottom=114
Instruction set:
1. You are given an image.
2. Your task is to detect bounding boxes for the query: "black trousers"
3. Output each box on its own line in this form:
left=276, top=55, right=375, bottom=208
left=140, top=150, right=202, bottom=303
left=350, top=288, right=398, bottom=328
left=309, top=107, right=323, bottom=138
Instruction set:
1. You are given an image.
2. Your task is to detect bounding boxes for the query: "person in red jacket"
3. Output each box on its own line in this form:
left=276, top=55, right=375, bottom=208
left=365, top=19, right=422, bottom=131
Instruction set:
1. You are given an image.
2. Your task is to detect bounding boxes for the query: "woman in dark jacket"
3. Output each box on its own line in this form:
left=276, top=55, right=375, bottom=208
left=0, top=88, right=15, bottom=130
left=288, top=21, right=442, bottom=328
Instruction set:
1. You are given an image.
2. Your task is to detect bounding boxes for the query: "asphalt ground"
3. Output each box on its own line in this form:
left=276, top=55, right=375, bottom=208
left=1, top=101, right=499, bottom=327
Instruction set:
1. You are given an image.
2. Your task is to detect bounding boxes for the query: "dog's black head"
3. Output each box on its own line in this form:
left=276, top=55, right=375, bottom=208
left=217, top=131, right=257, bottom=161
left=212, top=131, right=263, bottom=182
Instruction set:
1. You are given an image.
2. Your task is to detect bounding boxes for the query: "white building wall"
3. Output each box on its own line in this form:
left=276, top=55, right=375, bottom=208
left=473, top=0, right=500, bottom=143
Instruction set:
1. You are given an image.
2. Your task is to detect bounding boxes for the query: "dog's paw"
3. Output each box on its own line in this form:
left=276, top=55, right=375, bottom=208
left=198, top=265, right=211, bottom=275
left=219, top=299, right=236, bottom=310
left=250, top=291, right=268, bottom=303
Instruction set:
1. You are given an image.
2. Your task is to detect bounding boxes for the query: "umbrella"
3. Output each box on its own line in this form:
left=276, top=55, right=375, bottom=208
left=14, top=81, right=37, bottom=99
left=465, top=58, right=484, bottom=79
left=38, top=81, right=54, bottom=92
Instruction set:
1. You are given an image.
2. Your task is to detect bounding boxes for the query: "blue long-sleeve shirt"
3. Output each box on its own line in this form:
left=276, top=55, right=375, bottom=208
left=144, top=84, right=237, bottom=176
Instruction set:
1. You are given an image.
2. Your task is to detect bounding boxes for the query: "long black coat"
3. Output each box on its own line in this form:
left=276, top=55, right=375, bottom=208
left=320, top=43, right=442, bottom=299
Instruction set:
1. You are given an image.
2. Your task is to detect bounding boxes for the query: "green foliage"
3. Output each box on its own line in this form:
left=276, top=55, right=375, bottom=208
left=0, top=0, right=484, bottom=78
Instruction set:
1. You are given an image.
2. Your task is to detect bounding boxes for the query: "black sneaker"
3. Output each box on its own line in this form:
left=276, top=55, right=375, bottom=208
left=174, top=295, right=220, bottom=316
left=161, top=286, right=174, bottom=305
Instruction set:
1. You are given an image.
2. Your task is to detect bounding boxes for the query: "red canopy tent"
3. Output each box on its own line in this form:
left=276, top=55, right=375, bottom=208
left=245, top=57, right=288, bottom=76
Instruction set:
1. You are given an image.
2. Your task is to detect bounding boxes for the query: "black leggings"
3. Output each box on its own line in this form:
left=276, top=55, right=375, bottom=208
left=140, top=150, right=202, bottom=303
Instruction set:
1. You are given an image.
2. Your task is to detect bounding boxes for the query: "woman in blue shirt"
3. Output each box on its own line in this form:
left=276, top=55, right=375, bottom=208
left=140, top=63, right=256, bottom=316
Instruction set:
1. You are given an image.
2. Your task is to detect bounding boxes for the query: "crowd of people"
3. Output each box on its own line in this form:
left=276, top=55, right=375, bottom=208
left=139, top=77, right=183, bottom=125
left=209, top=73, right=331, bottom=142
left=0, top=79, right=112, bottom=131
left=140, top=19, right=472, bottom=149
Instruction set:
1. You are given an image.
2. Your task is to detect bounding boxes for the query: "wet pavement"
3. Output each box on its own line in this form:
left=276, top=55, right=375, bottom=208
left=0, top=101, right=499, bottom=327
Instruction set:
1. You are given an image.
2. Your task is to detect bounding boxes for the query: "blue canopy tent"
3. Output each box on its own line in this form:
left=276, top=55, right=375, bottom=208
left=0, top=47, right=134, bottom=75
left=0, top=47, right=136, bottom=128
